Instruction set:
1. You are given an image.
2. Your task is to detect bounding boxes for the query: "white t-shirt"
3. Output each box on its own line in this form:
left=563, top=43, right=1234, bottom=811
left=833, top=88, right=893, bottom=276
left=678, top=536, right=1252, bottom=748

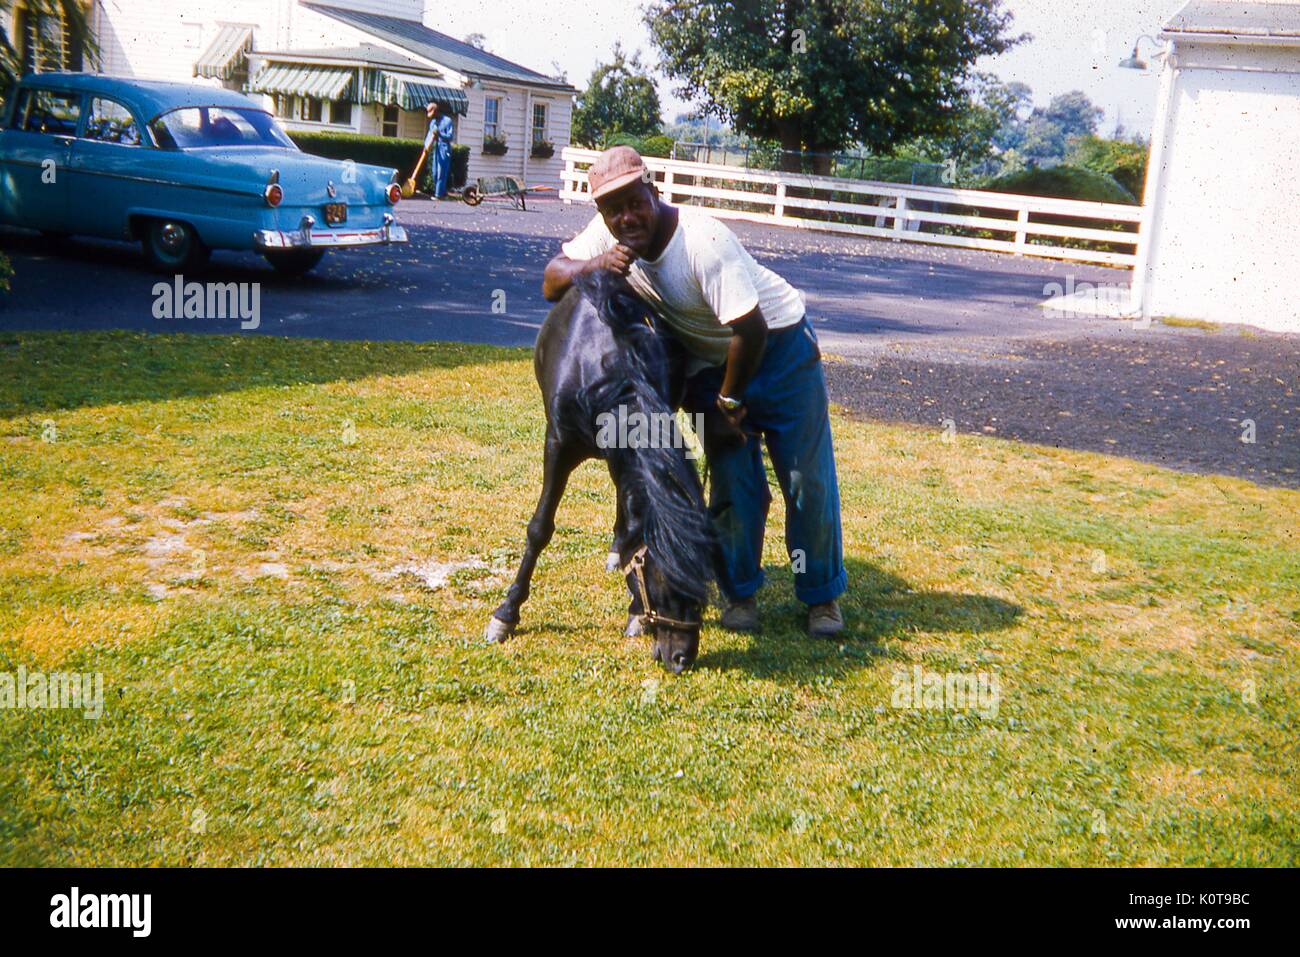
left=561, top=206, right=805, bottom=366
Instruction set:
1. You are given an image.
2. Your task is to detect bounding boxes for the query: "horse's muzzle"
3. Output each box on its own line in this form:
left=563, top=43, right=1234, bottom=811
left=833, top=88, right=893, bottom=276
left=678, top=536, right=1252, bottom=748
left=651, top=628, right=699, bottom=674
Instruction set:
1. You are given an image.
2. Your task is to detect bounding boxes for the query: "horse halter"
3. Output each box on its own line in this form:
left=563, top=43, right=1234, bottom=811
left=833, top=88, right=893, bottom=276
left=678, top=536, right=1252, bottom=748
left=621, top=545, right=702, bottom=633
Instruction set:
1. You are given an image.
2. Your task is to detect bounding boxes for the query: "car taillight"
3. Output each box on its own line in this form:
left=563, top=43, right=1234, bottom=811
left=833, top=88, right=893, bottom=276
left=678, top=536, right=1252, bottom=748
left=386, top=183, right=401, bottom=205
left=264, top=183, right=283, bottom=208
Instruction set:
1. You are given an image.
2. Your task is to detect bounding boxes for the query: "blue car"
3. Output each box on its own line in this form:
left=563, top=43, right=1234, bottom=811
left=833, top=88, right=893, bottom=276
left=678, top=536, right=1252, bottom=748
left=0, top=73, right=408, bottom=275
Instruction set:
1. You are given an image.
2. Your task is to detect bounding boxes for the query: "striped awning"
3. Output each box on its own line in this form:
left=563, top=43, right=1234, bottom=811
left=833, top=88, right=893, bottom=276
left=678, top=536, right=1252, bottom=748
left=247, top=62, right=354, bottom=100
left=395, top=77, right=468, bottom=115
left=193, top=25, right=254, bottom=81
left=367, top=71, right=468, bottom=115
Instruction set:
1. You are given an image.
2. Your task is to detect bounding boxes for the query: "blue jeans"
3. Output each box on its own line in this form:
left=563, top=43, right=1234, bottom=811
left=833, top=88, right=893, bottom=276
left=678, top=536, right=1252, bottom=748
left=431, top=148, right=451, bottom=198
left=684, top=317, right=847, bottom=606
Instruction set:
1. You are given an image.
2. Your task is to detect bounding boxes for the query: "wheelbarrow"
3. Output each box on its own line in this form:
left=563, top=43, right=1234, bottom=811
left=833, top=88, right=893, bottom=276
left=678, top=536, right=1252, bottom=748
left=461, top=175, right=556, bottom=211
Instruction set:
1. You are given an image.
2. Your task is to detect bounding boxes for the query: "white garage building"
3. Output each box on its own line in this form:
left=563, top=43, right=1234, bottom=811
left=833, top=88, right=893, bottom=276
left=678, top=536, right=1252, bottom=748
left=1134, top=0, right=1300, bottom=332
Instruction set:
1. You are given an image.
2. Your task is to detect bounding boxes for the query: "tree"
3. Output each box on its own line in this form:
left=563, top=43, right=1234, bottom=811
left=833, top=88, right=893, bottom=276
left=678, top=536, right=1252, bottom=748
left=1040, top=90, right=1104, bottom=141
left=902, top=73, right=1032, bottom=178
left=1019, top=90, right=1104, bottom=167
left=570, top=44, right=663, bottom=148
left=1019, top=113, right=1067, bottom=165
left=1, top=0, right=98, bottom=294
left=987, top=80, right=1032, bottom=152
left=645, top=0, right=1025, bottom=173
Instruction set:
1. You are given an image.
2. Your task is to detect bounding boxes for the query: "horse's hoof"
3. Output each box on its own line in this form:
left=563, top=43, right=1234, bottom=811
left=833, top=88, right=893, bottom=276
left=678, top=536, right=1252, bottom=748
left=484, top=617, right=515, bottom=643
left=625, top=614, right=645, bottom=638
left=605, top=550, right=621, bottom=573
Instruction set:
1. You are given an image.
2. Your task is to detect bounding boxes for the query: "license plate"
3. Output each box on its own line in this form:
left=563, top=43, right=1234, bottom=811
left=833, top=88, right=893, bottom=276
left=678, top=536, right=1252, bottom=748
left=323, top=203, right=347, bottom=226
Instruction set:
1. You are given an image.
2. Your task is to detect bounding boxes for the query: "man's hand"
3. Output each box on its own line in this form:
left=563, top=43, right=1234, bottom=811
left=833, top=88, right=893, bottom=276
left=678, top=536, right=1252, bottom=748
left=704, top=399, right=748, bottom=451
left=716, top=396, right=747, bottom=432
left=542, top=245, right=636, bottom=300
left=589, top=243, right=635, bottom=278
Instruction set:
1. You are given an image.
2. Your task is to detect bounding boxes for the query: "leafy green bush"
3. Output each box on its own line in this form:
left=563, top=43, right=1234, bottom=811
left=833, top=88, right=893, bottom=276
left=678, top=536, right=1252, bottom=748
left=0, top=252, right=11, bottom=294
left=1067, top=135, right=1149, bottom=200
left=287, top=130, right=470, bottom=191
left=604, top=131, right=674, bottom=158
left=980, top=164, right=1137, bottom=205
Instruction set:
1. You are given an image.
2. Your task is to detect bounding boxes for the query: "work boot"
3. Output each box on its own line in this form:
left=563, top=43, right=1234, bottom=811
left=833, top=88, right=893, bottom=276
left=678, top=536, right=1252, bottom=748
left=720, top=596, right=758, bottom=631
left=807, top=600, right=844, bottom=638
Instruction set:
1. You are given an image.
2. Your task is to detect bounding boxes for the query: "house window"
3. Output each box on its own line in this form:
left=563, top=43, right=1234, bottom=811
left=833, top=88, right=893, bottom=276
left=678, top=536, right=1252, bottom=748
left=381, top=104, right=399, bottom=137
left=483, top=96, right=501, bottom=140
left=274, top=95, right=296, bottom=120
left=532, top=102, right=547, bottom=145
left=14, top=1, right=85, bottom=74
left=329, top=99, right=352, bottom=126
left=302, top=97, right=323, bottom=123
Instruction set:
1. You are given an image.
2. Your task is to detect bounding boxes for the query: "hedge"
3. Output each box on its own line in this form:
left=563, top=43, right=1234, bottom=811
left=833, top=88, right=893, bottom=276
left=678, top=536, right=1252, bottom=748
left=972, top=164, right=1139, bottom=257
left=979, top=165, right=1137, bottom=205
left=287, top=130, right=470, bottom=191
left=1067, top=135, right=1150, bottom=201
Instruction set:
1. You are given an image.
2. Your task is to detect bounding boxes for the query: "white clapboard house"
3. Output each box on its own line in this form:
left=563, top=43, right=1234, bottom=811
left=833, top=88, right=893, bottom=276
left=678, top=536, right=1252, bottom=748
left=3, top=0, right=577, bottom=186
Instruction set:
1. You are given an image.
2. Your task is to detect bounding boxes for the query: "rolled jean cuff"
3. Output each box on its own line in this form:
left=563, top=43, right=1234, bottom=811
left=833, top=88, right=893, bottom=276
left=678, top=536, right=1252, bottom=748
left=724, top=569, right=766, bottom=602
left=795, top=567, right=847, bottom=606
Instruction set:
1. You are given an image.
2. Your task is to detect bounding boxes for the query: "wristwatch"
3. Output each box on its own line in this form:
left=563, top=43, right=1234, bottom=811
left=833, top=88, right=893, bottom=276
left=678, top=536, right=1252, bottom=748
left=717, top=394, right=743, bottom=412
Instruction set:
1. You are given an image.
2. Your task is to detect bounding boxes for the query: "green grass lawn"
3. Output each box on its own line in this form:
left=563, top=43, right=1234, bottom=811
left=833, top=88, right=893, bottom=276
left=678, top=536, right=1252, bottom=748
left=1, top=330, right=1296, bottom=866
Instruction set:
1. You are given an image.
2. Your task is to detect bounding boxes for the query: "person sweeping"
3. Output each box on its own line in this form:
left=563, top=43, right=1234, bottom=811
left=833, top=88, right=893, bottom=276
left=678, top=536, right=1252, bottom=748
left=412, top=101, right=455, bottom=200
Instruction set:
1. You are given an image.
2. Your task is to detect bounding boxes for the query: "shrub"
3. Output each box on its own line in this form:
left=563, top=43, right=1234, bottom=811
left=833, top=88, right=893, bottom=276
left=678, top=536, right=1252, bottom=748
left=604, top=131, right=674, bottom=158
left=1067, top=135, right=1149, bottom=200
left=0, top=252, right=10, bottom=294
left=287, top=130, right=470, bottom=191
left=972, top=164, right=1140, bottom=256
left=979, top=165, right=1138, bottom=205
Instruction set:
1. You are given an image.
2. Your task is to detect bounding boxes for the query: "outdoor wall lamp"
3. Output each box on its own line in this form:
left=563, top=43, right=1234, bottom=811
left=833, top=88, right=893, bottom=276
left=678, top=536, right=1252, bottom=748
left=1119, top=35, right=1161, bottom=70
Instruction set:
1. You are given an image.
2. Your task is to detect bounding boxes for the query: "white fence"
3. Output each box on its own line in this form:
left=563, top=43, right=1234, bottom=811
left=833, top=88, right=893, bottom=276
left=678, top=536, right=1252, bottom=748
left=560, top=147, right=1141, bottom=268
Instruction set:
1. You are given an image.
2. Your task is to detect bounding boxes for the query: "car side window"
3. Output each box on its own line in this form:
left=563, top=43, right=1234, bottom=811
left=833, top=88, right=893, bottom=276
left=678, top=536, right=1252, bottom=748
left=83, top=97, right=142, bottom=146
left=21, top=89, right=82, bottom=136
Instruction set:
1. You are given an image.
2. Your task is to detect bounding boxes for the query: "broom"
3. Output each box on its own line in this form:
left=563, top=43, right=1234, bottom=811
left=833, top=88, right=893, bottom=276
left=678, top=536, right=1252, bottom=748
left=403, top=144, right=430, bottom=198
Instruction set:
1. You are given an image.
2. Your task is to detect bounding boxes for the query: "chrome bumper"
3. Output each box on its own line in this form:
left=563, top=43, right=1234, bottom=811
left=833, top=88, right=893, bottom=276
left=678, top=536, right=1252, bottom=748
left=253, top=214, right=408, bottom=251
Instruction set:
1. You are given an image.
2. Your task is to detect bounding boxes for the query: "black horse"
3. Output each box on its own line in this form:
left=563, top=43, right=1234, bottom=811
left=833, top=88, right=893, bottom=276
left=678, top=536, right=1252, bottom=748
left=484, top=270, right=715, bottom=673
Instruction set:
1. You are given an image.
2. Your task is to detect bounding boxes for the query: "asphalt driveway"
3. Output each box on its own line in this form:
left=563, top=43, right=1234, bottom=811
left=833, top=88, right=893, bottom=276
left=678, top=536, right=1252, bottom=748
left=1, top=196, right=1295, bottom=487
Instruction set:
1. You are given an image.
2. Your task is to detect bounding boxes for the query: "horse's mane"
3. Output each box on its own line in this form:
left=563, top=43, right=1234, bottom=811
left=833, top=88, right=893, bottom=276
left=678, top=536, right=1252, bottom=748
left=572, top=271, right=715, bottom=602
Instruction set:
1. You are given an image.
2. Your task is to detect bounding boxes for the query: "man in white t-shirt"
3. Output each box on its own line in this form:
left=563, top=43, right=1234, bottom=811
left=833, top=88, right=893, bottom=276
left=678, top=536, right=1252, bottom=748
left=542, top=146, right=846, bottom=637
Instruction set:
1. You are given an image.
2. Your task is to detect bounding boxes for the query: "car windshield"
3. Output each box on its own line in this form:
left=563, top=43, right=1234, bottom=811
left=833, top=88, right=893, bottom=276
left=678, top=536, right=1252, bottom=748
left=149, top=106, right=296, bottom=150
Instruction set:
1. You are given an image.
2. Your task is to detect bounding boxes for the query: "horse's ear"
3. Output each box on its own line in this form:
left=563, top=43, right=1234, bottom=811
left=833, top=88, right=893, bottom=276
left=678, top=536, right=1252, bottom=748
left=573, top=267, right=615, bottom=310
